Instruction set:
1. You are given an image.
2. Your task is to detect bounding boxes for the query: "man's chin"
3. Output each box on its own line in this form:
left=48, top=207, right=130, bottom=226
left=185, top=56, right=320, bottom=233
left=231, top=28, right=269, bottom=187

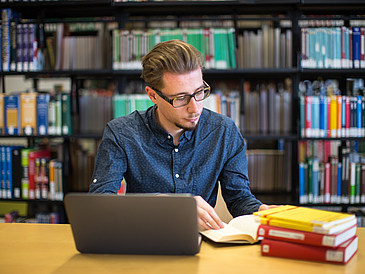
left=176, top=121, right=199, bottom=131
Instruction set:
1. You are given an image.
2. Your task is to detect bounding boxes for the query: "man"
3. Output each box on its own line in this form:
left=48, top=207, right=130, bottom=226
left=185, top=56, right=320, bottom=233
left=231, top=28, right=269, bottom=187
left=89, top=40, right=275, bottom=230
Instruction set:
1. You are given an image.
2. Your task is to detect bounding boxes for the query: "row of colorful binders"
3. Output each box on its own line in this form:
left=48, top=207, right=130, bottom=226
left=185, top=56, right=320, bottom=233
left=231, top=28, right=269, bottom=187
left=254, top=205, right=358, bottom=264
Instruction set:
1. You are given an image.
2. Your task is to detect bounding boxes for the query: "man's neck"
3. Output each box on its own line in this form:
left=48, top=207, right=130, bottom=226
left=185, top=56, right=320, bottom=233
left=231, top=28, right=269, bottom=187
left=155, top=107, right=184, bottom=146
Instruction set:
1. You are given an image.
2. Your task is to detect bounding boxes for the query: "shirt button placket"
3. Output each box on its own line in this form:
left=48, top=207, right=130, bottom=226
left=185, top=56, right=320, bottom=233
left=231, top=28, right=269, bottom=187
left=173, top=147, right=181, bottom=192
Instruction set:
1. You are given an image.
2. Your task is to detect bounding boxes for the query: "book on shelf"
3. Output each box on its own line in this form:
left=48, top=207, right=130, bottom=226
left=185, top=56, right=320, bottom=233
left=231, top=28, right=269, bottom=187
left=1, top=8, right=19, bottom=72
left=257, top=224, right=357, bottom=248
left=28, top=149, right=51, bottom=200
left=261, top=235, right=358, bottom=264
left=0, top=147, right=6, bottom=198
left=300, top=24, right=365, bottom=69
left=11, top=147, right=23, bottom=199
left=200, top=214, right=259, bottom=244
left=4, top=93, right=21, bottom=135
left=36, top=93, right=50, bottom=135
left=254, top=205, right=357, bottom=235
left=0, top=94, right=4, bottom=134
left=6, top=146, right=23, bottom=199
left=20, top=92, right=37, bottom=136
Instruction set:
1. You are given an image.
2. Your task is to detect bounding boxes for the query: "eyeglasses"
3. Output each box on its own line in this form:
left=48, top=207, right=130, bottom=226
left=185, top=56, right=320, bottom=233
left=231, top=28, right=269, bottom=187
left=151, top=80, right=211, bottom=108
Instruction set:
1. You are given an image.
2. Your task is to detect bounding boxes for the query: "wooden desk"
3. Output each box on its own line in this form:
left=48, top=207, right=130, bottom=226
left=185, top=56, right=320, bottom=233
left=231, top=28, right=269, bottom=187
left=0, top=223, right=363, bottom=274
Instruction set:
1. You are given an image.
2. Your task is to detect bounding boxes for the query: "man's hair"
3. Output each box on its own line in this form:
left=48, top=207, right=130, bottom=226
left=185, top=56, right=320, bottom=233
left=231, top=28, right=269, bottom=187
left=140, top=40, right=204, bottom=91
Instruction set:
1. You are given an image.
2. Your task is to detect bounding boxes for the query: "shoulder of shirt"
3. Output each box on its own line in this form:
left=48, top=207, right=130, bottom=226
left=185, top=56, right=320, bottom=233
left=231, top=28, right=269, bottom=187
left=202, top=108, right=236, bottom=128
left=107, top=110, right=148, bottom=130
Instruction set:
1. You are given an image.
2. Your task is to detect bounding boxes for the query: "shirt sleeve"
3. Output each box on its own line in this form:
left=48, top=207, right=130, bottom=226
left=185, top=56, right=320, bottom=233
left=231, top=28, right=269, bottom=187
left=89, top=124, right=127, bottom=194
left=218, top=125, right=262, bottom=217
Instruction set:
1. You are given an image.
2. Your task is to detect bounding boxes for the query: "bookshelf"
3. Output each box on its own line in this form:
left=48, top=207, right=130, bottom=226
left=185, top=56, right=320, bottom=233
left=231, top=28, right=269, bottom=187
left=1, top=0, right=365, bottom=222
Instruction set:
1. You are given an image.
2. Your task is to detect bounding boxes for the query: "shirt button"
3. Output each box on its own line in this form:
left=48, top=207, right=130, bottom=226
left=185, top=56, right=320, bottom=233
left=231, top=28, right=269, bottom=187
left=167, top=135, right=171, bottom=139
left=93, top=179, right=97, bottom=183
left=175, top=174, right=179, bottom=178
left=174, top=148, right=178, bottom=153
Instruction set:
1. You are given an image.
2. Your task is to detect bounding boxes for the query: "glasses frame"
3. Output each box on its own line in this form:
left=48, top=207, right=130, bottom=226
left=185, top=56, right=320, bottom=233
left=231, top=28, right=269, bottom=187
left=151, top=80, right=211, bottom=108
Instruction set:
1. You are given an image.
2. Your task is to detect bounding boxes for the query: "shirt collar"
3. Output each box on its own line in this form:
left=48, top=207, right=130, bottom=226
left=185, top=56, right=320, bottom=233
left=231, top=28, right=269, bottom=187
left=147, top=106, right=204, bottom=144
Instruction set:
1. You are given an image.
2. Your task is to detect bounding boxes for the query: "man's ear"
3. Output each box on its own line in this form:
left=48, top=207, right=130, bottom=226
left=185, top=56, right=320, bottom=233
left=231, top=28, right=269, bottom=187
left=146, top=86, right=158, bottom=104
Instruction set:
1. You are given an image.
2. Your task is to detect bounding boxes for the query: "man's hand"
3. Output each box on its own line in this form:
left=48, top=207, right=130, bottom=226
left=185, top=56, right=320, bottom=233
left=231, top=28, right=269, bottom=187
left=194, top=196, right=225, bottom=230
left=258, top=204, right=281, bottom=211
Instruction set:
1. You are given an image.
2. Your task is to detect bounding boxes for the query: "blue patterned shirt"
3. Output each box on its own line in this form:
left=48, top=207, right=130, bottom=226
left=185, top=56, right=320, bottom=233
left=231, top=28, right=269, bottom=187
left=89, top=106, right=262, bottom=217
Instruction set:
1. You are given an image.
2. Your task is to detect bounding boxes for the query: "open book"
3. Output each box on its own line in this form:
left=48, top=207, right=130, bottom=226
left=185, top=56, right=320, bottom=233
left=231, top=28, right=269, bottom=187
left=200, top=214, right=260, bottom=244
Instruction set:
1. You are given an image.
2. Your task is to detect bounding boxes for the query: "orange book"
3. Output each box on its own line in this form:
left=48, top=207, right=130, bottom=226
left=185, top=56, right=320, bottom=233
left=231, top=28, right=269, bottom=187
left=330, top=95, right=337, bottom=137
left=337, top=95, right=342, bottom=137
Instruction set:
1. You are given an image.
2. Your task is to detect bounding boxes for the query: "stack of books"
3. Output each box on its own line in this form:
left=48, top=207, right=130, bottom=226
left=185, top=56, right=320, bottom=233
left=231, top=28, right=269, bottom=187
left=254, top=205, right=358, bottom=264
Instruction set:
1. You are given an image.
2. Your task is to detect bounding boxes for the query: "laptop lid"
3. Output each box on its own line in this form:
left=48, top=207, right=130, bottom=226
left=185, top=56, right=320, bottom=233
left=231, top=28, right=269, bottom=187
left=64, top=193, right=201, bottom=255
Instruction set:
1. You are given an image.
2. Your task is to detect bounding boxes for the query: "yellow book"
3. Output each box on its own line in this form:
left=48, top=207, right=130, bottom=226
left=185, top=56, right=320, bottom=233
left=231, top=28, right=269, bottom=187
left=254, top=205, right=356, bottom=235
left=330, top=95, right=337, bottom=137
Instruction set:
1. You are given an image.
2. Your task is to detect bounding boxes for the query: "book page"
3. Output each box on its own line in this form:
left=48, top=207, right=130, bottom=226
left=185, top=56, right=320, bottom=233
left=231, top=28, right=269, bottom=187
left=228, top=214, right=260, bottom=239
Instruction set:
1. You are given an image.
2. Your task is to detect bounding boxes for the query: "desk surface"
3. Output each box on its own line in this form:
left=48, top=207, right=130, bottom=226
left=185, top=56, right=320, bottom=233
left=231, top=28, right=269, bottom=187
left=0, top=223, right=363, bottom=274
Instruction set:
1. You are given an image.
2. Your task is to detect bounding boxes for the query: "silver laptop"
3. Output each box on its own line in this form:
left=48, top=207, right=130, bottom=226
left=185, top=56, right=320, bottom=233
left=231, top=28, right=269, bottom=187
left=64, top=193, right=201, bottom=255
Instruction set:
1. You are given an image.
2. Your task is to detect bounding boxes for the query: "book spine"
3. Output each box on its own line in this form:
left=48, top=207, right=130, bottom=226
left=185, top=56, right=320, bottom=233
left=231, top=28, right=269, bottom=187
left=357, top=95, right=362, bottom=137
left=10, top=19, right=17, bottom=71
left=342, top=95, right=346, bottom=137
left=353, top=27, right=361, bottom=68
left=349, top=162, right=356, bottom=204
left=20, top=92, right=37, bottom=135
left=4, top=94, right=21, bottom=135
left=0, top=94, right=4, bottom=135
left=305, top=96, right=312, bottom=138
left=16, top=22, right=23, bottom=72
left=324, top=162, right=331, bottom=204
left=312, top=158, right=320, bottom=203
left=1, top=9, right=11, bottom=72
left=0, top=147, right=5, bottom=198
left=355, top=163, right=361, bottom=204
left=258, top=224, right=357, bottom=247
left=337, top=162, right=342, bottom=204
left=346, top=96, right=351, bottom=137
left=361, top=163, right=365, bottom=203
left=312, top=96, right=319, bottom=138
left=11, top=148, right=22, bottom=199
left=36, top=93, right=50, bottom=135
left=330, top=95, right=338, bottom=138
left=337, top=95, right=342, bottom=137
left=319, top=95, right=326, bottom=137
left=327, top=96, right=331, bottom=137
left=6, top=146, right=12, bottom=198
left=61, top=93, right=72, bottom=135
left=22, top=23, right=29, bottom=71
left=261, top=236, right=358, bottom=264
left=299, top=162, right=307, bottom=204
left=361, top=27, right=365, bottom=68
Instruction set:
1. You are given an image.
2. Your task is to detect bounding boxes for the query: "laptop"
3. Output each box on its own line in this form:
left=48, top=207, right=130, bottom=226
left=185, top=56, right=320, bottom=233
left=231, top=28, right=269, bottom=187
left=64, top=193, right=201, bottom=255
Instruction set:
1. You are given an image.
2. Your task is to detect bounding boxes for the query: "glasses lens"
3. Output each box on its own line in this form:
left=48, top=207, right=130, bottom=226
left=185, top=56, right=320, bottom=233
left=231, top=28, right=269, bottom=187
left=173, top=97, right=189, bottom=107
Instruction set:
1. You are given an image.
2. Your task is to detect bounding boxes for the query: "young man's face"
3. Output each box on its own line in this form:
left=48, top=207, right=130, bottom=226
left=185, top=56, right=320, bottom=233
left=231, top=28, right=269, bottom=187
left=147, top=68, right=205, bottom=134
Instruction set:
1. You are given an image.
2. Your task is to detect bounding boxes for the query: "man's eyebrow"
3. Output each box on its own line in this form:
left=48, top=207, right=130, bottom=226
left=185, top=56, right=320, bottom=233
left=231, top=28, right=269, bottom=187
left=169, top=84, right=205, bottom=97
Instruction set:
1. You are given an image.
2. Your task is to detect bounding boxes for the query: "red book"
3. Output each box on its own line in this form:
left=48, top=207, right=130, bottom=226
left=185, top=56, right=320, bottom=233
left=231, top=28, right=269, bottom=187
left=28, top=149, right=51, bottom=199
left=257, top=224, right=357, bottom=247
left=305, top=96, right=312, bottom=137
left=261, top=235, right=358, bottom=264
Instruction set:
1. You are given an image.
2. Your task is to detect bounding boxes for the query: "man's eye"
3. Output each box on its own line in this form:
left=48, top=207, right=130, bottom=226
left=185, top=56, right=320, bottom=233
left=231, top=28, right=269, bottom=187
left=175, top=96, right=187, bottom=102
